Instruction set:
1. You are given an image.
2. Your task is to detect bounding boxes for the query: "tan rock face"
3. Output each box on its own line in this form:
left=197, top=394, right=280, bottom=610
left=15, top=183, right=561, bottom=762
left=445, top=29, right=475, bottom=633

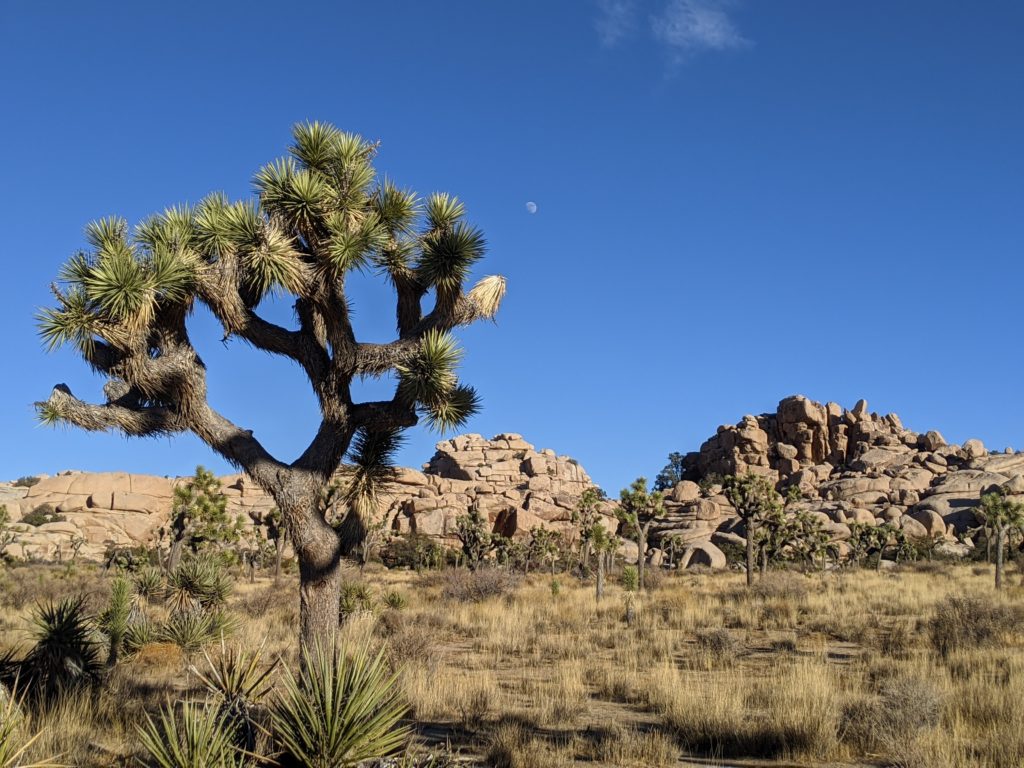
left=659, top=394, right=1015, bottom=560
left=1, top=434, right=612, bottom=562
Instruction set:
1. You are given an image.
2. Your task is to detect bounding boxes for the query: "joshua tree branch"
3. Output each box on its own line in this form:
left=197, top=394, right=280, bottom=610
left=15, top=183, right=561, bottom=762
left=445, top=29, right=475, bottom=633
left=38, top=384, right=186, bottom=437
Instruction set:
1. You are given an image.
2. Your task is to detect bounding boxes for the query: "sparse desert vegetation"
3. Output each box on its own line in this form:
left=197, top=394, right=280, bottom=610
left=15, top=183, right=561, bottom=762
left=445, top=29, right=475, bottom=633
left=1, top=555, right=1022, bottom=766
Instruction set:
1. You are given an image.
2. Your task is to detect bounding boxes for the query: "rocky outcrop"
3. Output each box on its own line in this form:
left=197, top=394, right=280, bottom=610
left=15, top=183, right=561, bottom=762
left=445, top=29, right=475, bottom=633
left=0, top=434, right=613, bottom=562
left=647, top=395, right=1014, bottom=559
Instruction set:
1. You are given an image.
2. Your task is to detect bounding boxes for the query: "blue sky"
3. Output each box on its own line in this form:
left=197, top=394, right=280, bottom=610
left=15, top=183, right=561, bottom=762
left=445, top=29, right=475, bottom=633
left=1, top=1, right=1022, bottom=493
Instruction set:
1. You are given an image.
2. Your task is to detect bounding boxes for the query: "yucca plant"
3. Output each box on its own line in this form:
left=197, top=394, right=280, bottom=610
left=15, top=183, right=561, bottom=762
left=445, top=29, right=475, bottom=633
left=338, top=582, right=374, bottom=624
left=20, top=597, right=101, bottom=706
left=269, top=644, right=410, bottom=767
left=382, top=592, right=407, bottom=611
left=158, top=612, right=218, bottom=660
left=36, top=120, right=506, bottom=655
left=137, top=699, right=247, bottom=768
left=0, top=681, right=59, bottom=768
left=133, top=566, right=165, bottom=603
left=123, top=618, right=156, bottom=656
left=194, top=641, right=279, bottom=753
left=166, top=557, right=232, bottom=615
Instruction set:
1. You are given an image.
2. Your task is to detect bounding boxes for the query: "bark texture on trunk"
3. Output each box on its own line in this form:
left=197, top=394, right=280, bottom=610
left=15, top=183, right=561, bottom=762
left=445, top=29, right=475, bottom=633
left=282, top=496, right=344, bottom=655
left=995, top=526, right=1006, bottom=590
left=745, top=519, right=755, bottom=588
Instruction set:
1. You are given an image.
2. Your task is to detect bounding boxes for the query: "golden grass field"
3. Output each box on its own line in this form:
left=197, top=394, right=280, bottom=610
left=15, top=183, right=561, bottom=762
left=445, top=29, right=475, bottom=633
left=1, top=560, right=1023, bottom=767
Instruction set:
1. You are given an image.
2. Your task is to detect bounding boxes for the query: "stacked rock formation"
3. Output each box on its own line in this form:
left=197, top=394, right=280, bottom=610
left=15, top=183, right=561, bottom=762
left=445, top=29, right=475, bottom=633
left=0, top=434, right=614, bottom=562
left=647, top=395, right=1020, bottom=563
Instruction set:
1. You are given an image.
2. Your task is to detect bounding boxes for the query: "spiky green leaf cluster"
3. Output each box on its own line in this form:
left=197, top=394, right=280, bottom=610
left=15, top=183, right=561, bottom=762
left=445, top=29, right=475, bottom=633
left=137, top=699, right=246, bottom=768
left=269, top=643, right=410, bottom=767
left=395, top=330, right=480, bottom=432
left=416, top=221, right=485, bottom=292
left=342, top=427, right=405, bottom=513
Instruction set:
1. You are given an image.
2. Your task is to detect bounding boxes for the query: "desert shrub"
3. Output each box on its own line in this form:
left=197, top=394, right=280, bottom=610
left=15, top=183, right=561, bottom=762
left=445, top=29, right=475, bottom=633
left=19, top=505, right=64, bottom=528
left=750, top=572, right=809, bottom=603
left=123, top=618, right=156, bottom=655
left=437, top=568, right=520, bottom=603
left=696, top=628, right=740, bottom=658
left=11, top=477, right=40, bottom=489
left=380, top=533, right=445, bottom=571
left=927, top=595, right=1019, bottom=658
left=486, top=717, right=573, bottom=768
left=103, top=544, right=159, bottom=572
left=238, top=583, right=294, bottom=620
left=269, top=644, right=410, bottom=766
left=876, top=619, right=913, bottom=659
left=839, top=676, right=942, bottom=755
left=585, top=723, right=678, bottom=767
left=382, top=591, right=407, bottom=610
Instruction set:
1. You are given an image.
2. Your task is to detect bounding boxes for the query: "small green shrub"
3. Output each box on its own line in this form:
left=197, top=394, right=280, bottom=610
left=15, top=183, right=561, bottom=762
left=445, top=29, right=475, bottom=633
left=19, top=505, right=64, bottom=528
left=11, top=477, right=40, bottom=489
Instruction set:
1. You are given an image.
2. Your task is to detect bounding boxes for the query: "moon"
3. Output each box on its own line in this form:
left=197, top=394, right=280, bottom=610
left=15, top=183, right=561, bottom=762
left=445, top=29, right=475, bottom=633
left=525, top=201, right=538, bottom=214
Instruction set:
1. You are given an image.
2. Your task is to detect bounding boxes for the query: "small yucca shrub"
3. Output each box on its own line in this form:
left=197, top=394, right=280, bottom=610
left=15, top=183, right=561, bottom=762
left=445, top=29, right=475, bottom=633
left=269, top=644, right=410, bottom=767
left=133, top=566, right=165, bottom=602
left=195, top=642, right=279, bottom=753
left=137, top=698, right=245, bottom=768
left=166, top=557, right=233, bottom=615
left=158, top=612, right=219, bottom=658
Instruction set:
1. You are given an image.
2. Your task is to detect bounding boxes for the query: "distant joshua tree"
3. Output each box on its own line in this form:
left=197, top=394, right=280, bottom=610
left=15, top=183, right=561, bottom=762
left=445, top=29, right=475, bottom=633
left=723, top=472, right=782, bottom=587
left=974, top=489, right=1024, bottom=590
left=35, top=122, right=506, bottom=654
left=617, top=477, right=664, bottom=591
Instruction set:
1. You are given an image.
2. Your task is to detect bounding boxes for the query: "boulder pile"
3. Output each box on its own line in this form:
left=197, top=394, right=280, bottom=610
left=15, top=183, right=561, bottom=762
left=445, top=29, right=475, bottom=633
left=0, top=434, right=615, bottom=562
left=647, top=395, right=1020, bottom=564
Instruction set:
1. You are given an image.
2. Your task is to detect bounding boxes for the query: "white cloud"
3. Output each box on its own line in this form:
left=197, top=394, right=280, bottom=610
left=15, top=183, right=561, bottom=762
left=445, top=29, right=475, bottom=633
left=595, top=0, right=636, bottom=47
left=650, top=0, right=747, bottom=55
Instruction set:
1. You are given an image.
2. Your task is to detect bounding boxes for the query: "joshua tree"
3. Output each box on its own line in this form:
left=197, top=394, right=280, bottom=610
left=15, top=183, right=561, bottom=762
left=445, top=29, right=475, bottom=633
left=723, top=472, right=782, bottom=587
left=167, top=465, right=243, bottom=570
left=35, top=122, right=506, bottom=653
left=590, top=523, right=616, bottom=603
left=528, top=527, right=563, bottom=575
left=572, top=487, right=602, bottom=570
left=974, top=489, right=1024, bottom=590
left=455, top=503, right=494, bottom=571
left=617, top=477, right=663, bottom=591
